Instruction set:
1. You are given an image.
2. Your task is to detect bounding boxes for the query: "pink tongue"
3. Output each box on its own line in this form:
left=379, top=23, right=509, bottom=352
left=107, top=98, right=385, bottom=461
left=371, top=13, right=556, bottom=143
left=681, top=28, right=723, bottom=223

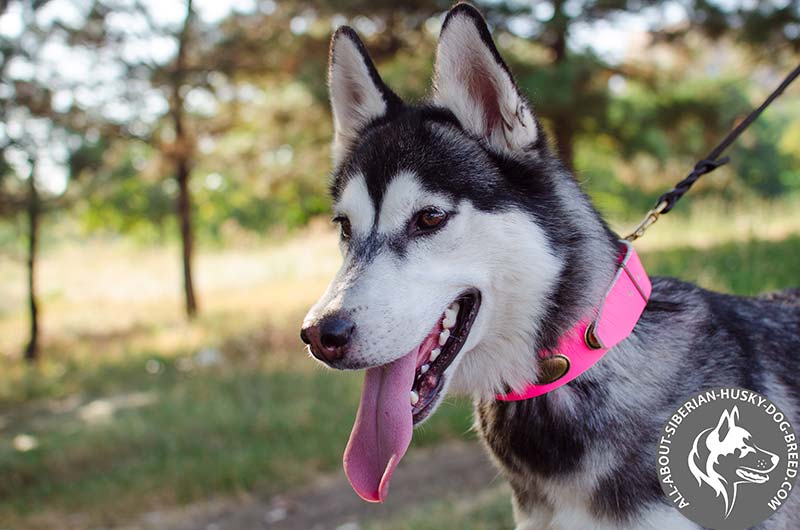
left=343, top=349, right=417, bottom=502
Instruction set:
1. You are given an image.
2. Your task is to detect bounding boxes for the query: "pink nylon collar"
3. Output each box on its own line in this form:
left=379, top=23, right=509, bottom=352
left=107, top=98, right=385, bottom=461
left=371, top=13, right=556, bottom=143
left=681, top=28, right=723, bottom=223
left=496, top=240, right=651, bottom=401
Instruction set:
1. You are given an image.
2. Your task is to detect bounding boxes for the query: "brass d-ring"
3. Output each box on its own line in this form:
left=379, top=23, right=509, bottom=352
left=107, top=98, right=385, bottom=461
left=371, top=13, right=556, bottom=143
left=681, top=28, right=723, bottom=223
left=584, top=322, right=603, bottom=350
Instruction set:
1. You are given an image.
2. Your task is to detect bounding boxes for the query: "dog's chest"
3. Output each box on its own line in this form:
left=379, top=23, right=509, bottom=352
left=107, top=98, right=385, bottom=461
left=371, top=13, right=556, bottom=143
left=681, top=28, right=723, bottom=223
left=499, top=459, right=701, bottom=530
left=504, top=465, right=701, bottom=530
left=475, top=396, right=696, bottom=529
left=514, top=499, right=700, bottom=530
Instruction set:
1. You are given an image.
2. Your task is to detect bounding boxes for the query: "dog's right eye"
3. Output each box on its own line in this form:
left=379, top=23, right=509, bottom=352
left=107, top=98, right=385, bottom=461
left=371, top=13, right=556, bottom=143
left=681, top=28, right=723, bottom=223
left=333, top=216, right=352, bottom=240
left=410, top=207, right=448, bottom=236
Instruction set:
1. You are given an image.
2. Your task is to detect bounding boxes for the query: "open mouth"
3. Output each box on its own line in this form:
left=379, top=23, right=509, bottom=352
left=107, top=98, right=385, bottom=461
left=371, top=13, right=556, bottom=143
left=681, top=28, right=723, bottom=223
left=736, top=467, right=770, bottom=483
left=410, top=289, right=481, bottom=425
left=342, top=288, right=481, bottom=503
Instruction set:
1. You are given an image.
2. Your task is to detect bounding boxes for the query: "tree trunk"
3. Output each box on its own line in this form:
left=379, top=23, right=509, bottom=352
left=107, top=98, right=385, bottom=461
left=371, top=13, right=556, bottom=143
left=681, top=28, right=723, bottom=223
left=172, top=0, right=198, bottom=318
left=550, top=0, right=574, bottom=171
left=176, top=157, right=197, bottom=317
left=24, top=163, right=40, bottom=362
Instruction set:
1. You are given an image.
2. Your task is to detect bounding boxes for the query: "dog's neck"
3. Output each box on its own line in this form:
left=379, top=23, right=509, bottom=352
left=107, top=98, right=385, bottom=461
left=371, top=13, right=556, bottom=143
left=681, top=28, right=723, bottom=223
left=451, top=150, right=621, bottom=400
left=472, top=156, right=647, bottom=481
left=537, top=167, right=622, bottom=353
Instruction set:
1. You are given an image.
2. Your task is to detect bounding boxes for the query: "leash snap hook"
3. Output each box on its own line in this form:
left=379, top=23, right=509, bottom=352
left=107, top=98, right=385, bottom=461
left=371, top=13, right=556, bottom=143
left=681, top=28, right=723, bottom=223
left=624, top=199, right=668, bottom=242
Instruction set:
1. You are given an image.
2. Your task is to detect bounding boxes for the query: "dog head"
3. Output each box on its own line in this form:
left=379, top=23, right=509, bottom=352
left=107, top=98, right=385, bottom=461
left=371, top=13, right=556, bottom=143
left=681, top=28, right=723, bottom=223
left=688, top=406, right=780, bottom=517
left=300, top=3, right=617, bottom=502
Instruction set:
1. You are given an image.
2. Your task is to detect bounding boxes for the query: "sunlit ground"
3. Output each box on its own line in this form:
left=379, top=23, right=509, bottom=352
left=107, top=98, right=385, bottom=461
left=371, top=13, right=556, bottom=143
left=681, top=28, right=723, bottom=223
left=0, top=196, right=799, bottom=529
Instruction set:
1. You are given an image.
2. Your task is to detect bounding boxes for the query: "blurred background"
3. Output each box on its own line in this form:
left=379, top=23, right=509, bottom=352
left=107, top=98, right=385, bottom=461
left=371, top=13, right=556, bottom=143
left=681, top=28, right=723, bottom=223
left=0, top=1, right=798, bottom=529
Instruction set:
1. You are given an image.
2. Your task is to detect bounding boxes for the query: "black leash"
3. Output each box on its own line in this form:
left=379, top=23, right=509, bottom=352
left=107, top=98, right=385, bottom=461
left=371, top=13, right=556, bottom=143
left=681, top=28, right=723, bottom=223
left=626, top=62, right=800, bottom=241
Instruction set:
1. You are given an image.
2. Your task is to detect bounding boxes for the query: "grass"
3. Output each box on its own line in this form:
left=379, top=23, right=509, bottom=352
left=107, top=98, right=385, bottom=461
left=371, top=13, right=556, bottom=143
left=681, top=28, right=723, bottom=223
left=366, top=485, right=514, bottom=530
left=0, top=196, right=798, bottom=529
left=646, top=235, right=800, bottom=295
left=0, top=360, right=474, bottom=528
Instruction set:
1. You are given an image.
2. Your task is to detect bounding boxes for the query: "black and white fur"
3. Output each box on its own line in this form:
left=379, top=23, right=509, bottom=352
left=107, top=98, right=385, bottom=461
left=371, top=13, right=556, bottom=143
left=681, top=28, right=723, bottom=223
left=303, top=4, right=800, bottom=529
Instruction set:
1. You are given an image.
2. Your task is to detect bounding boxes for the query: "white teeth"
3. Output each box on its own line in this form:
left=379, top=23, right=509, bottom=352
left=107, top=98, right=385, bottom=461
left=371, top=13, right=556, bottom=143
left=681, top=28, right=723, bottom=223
left=443, top=302, right=460, bottom=329
left=410, top=390, right=419, bottom=405
left=420, top=364, right=429, bottom=374
left=438, top=329, right=450, bottom=346
left=429, top=348, right=441, bottom=362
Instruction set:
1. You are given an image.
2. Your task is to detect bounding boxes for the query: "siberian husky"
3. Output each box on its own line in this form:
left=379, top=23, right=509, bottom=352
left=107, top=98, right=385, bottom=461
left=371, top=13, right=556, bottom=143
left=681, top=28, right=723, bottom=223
left=300, top=3, right=800, bottom=529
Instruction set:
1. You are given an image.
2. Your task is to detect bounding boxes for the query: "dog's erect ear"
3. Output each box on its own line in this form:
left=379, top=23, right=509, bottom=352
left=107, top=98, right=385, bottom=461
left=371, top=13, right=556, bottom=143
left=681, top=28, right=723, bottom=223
left=433, top=3, right=538, bottom=153
left=328, top=26, right=402, bottom=166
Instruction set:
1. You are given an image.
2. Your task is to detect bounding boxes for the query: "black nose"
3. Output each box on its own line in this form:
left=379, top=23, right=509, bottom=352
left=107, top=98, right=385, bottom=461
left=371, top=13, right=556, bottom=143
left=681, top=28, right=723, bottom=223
left=301, top=313, right=355, bottom=365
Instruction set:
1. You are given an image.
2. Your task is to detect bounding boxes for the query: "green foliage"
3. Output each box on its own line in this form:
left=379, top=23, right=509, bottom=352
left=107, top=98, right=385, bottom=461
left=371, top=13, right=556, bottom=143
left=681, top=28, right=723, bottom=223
left=731, top=111, right=800, bottom=197
left=79, top=144, right=174, bottom=239
left=685, top=0, right=800, bottom=52
left=2, top=0, right=796, bottom=242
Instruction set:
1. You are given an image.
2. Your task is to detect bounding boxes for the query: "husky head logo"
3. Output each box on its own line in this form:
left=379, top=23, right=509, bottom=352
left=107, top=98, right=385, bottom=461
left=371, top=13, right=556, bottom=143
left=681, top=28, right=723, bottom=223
left=688, top=406, right=780, bottom=518
left=300, top=4, right=617, bottom=502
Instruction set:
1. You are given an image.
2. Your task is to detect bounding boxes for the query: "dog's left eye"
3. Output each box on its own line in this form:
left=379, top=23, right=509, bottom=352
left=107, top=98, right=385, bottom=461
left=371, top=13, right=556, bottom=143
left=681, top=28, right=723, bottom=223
left=332, top=216, right=352, bottom=240
left=411, top=207, right=448, bottom=235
